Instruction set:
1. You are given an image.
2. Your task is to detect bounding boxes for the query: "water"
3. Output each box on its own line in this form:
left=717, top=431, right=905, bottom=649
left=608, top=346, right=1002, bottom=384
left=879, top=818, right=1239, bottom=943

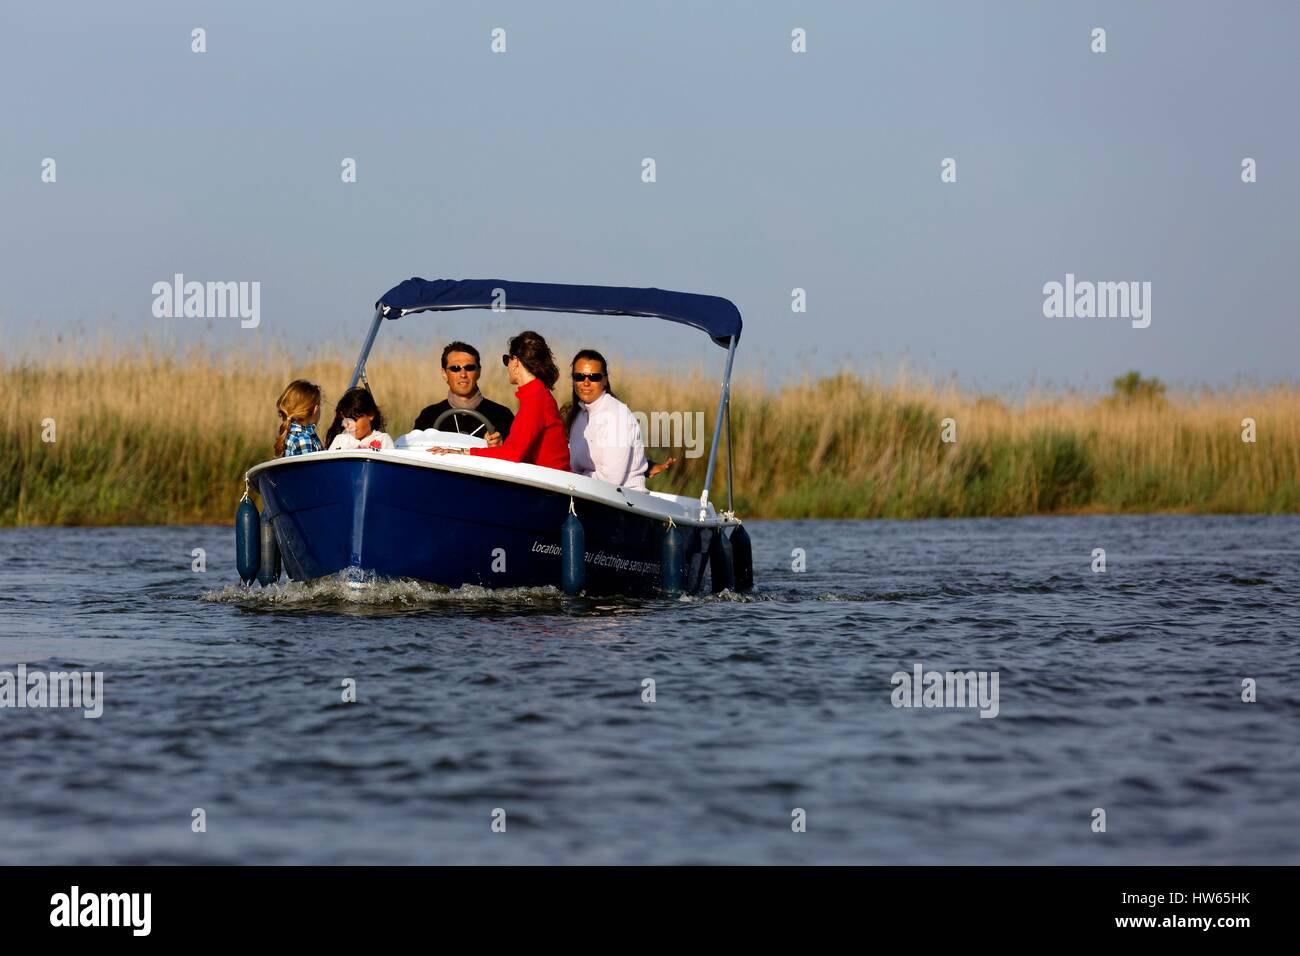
left=1, top=514, right=1297, bottom=865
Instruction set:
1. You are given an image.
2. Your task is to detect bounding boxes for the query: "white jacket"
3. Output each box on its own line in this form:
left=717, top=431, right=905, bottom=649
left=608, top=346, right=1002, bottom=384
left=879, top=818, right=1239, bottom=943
left=329, top=430, right=395, bottom=451
left=569, top=392, right=648, bottom=491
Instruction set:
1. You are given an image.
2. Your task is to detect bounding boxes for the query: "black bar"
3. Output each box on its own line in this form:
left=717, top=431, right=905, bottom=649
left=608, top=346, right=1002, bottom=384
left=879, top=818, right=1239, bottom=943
left=0, top=866, right=1283, bottom=941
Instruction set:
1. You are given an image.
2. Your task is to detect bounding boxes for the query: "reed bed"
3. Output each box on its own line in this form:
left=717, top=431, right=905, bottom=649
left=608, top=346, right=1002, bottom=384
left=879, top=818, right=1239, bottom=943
left=2, top=348, right=1297, bottom=525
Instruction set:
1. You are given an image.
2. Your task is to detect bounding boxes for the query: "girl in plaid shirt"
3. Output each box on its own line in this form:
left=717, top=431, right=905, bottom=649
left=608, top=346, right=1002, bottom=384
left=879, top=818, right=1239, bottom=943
left=275, top=380, right=324, bottom=457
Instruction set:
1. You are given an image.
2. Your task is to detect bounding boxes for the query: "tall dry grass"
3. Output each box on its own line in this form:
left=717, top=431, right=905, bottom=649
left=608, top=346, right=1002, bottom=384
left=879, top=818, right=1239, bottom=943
left=2, top=347, right=1298, bottom=524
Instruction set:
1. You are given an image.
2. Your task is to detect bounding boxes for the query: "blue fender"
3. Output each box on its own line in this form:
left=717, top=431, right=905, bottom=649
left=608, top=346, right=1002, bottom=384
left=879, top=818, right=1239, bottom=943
left=257, top=513, right=281, bottom=586
left=235, top=498, right=260, bottom=584
left=729, top=524, right=754, bottom=592
left=561, top=510, right=585, bottom=595
left=661, top=521, right=684, bottom=596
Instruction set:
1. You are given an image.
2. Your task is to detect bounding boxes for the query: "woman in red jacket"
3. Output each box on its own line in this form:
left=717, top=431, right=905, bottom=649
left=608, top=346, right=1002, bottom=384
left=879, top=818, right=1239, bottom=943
left=428, top=330, right=571, bottom=471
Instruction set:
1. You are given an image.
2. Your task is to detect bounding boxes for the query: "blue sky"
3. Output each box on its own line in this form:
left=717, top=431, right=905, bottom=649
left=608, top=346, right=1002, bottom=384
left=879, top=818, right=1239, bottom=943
left=2, top=1, right=1297, bottom=391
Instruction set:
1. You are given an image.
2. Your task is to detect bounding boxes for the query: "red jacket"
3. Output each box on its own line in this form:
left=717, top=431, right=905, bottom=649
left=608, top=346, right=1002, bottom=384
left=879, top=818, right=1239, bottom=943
left=469, top=378, right=571, bottom=471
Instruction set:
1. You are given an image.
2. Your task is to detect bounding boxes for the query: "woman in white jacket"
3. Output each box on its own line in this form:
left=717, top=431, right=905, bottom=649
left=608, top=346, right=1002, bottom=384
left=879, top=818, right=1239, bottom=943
left=563, top=350, right=674, bottom=490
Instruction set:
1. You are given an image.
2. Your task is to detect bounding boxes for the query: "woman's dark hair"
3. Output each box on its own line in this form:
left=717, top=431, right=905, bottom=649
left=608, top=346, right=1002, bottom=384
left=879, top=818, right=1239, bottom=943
left=325, top=386, right=385, bottom=447
left=561, top=349, right=618, bottom=431
left=507, top=330, right=559, bottom=390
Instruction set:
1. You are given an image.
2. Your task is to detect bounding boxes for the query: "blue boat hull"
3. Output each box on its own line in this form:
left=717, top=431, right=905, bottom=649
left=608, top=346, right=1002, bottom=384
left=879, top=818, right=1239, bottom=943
left=255, top=457, right=714, bottom=596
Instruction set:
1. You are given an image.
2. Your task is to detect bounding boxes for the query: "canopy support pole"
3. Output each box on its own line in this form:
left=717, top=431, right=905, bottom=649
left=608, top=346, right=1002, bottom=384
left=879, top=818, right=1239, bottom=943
left=700, top=335, right=737, bottom=521
left=725, top=393, right=734, bottom=513
left=347, top=307, right=385, bottom=391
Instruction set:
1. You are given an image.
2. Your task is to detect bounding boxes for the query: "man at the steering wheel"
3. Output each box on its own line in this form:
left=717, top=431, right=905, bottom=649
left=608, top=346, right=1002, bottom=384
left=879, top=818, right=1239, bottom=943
left=412, top=341, right=515, bottom=446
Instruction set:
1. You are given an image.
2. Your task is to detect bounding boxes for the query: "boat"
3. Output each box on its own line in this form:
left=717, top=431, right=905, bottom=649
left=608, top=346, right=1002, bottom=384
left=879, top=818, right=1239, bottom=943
left=238, top=278, right=754, bottom=597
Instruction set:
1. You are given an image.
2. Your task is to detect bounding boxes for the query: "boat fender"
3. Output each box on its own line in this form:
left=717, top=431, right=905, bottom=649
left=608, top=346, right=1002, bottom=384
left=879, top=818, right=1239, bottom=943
left=235, top=496, right=260, bottom=585
left=661, top=518, right=684, bottom=596
left=683, top=527, right=707, bottom=594
left=730, top=523, right=754, bottom=592
left=709, top=525, right=736, bottom=594
left=561, top=499, right=585, bottom=595
left=257, top=513, right=281, bottom=587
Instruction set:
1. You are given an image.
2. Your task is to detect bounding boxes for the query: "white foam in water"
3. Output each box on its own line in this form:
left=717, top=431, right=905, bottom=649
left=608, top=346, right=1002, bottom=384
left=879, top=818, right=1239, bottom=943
left=200, top=572, right=776, bottom=608
left=201, top=571, right=563, bottom=607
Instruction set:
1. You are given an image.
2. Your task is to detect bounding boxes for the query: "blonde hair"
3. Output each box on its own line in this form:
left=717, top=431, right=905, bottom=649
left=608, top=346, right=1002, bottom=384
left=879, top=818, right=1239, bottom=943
left=275, top=379, right=322, bottom=456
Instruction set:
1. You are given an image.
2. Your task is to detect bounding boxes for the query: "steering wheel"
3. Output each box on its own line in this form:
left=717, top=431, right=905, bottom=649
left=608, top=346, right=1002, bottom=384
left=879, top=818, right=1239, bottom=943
left=432, top=407, right=496, bottom=438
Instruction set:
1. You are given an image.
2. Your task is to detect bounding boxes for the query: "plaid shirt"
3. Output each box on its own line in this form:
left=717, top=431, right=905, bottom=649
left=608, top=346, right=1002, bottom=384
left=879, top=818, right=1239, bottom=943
left=284, top=422, right=324, bottom=456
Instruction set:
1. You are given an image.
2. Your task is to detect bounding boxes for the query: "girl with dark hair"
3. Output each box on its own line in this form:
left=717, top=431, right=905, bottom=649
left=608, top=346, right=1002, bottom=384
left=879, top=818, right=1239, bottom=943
left=325, top=387, right=394, bottom=451
left=428, top=331, right=570, bottom=471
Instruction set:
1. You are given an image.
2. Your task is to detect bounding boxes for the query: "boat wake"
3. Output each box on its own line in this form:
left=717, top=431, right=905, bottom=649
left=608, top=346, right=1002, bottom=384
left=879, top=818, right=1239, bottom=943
left=200, top=576, right=910, bottom=610
left=201, top=571, right=565, bottom=608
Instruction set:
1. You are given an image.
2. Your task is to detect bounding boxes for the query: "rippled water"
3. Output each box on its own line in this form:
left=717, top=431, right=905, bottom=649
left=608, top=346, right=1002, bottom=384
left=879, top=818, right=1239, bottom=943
left=1, top=515, right=1297, bottom=864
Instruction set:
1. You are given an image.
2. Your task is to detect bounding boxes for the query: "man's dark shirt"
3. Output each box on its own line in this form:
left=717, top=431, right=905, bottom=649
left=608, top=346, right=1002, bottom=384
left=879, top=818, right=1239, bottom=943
left=413, top=397, right=515, bottom=439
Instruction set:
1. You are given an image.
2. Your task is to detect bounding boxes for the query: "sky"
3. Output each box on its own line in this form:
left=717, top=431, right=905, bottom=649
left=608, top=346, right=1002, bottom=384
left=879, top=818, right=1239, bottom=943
left=1, top=0, right=1297, bottom=392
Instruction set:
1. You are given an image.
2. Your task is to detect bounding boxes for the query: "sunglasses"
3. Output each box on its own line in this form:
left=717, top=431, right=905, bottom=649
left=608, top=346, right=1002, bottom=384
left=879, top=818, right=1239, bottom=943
left=572, top=372, right=605, bottom=383
left=501, top=354, right=514, bottom=367
left=445, top=363, right=479, bottom=373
